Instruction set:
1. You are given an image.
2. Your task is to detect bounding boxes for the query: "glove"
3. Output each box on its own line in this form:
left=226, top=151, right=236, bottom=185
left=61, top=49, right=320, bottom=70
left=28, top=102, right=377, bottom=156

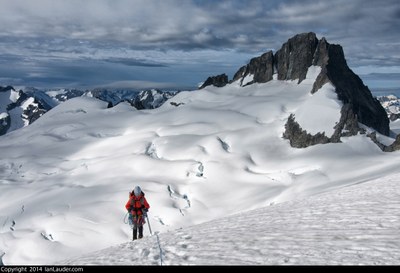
left=142, top=208, right=148, bottom=216
left=128, top=206, right=133, bottom=213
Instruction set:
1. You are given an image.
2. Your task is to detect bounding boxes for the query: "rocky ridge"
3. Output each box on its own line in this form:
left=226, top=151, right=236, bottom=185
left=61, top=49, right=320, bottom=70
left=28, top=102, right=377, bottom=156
left=201, top=32, right=393, bottom=150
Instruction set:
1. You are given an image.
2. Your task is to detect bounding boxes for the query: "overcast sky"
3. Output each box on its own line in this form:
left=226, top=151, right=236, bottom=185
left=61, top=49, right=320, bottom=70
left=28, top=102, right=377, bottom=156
left=0, top=0, right=399, bottom=90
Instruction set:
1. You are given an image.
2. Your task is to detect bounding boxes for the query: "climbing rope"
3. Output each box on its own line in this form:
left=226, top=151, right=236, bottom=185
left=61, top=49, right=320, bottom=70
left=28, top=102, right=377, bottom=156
left=124, top=212, right=163, bottom=265
left=154, top=231, right=163, bottom=266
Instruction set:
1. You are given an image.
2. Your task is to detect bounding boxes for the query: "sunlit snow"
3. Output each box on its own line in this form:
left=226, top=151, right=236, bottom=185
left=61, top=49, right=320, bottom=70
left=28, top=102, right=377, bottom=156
left=0, top=68, right=399, bottom=265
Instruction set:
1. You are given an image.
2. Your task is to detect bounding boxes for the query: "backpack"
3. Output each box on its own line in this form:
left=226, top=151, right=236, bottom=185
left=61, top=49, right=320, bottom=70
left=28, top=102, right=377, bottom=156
left=130, top=191, right=145, bottom=212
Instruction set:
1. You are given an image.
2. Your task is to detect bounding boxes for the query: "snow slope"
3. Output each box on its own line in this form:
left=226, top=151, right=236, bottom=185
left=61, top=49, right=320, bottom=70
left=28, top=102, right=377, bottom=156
left=61, top=172, right=400, bottom=265
left=0, top=67, right=399, bottom=265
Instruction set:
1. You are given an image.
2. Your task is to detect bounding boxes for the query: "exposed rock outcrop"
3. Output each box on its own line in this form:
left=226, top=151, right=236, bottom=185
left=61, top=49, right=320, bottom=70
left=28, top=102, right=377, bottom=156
left=386, top=135, right=400, bottom=152
left=275, top=32, right=319, bottom=83
left=283, top=104, right=367, bottom=148
left=367, top=132, right=400, bottom=152
left=232, top=51, right=274, bottom=86
left=331, top=103, right=365, bottom=140
left=231, top=32, right=319, bottom=86
left=283, top=114, right=330, bottom=148
left=199, top=74, right=229, bottom=89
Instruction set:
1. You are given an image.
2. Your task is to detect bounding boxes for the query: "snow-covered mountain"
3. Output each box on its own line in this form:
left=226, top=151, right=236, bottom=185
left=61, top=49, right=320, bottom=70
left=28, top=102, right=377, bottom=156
left=378, top=94, right=400, bottom=121
left=0, top=32, right=399, bottom=265
left=0, top=86, right=50, bottom=136
left=130, top=89, right=178, bottom=110
left=202, top=32, right=390, bottom=149
left=0, top=87, right=179, bottom=136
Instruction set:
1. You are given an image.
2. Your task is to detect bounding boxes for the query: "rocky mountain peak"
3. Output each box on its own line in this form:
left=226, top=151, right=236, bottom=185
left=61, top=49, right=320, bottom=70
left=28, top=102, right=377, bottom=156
left=275, top=32, right=319, bottom=83
left=200, top=32, right=391, bottom=148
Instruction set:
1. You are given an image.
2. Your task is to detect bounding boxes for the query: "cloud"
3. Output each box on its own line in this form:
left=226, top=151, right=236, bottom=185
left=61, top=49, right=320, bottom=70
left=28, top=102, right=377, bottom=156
left=0, top=0, right=208, bottom=44
left=0, top=0, right=398, bottom=58
left=0, top=0, right=399, bottom=88
left=104, top=58, right=167, bottom=67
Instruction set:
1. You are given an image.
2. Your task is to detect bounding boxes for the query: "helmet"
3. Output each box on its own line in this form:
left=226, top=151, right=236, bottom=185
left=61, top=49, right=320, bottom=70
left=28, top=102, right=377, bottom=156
left=133, top=186, right=142, bottom=196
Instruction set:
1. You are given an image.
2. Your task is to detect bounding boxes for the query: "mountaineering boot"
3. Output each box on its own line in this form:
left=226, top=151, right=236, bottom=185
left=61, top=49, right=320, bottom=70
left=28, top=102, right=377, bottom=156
left=138, top=226, right=143, bottom=239
left=133, top=228, right=137, bottom=241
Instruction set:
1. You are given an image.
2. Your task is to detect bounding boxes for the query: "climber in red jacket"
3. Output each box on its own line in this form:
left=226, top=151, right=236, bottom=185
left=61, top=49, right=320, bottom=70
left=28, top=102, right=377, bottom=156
left=125, top=185, right=150, bottom=240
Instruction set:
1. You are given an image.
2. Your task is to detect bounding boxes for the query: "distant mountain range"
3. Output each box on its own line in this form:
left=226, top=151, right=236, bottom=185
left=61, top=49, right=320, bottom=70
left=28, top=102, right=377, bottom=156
left=0, top=86, right=179, bottom=136
left=377, top=95, right=400, bottom=121
left=1, top=85, right=399, bottom=139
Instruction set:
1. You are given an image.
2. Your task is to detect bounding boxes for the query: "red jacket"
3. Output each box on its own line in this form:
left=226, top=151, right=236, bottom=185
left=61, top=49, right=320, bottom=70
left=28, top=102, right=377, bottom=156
left=125, top=192, right=150, bottom=216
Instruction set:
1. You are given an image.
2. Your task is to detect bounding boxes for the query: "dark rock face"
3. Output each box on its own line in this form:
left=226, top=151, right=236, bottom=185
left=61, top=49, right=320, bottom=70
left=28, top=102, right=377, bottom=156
left=231, top=32, right=319, bottom=86
left=199, top=74, right=229, bottom=89
left=366, top=132, right=386, bottom=151
left=390, top=113, right=400, bottom=121
left=0, top=86, right=14, bottom=93
left=0, top=86, right=17, bottom=121
left=331, top=103, right=365, bottom=140
left=311, top=38, right=330, bottom=94
left=0, top=114, right=11, bottom=136
left=386, top=135, right=400, bottom=152
left=283, top=114, right=330, bottom=148
left=229, top=32, right=319, bottom=86
left=311, top=39, right=389, bottom=136
left=232, top=66, right=247, bottom=83
left=275, top=32, right=319, bottom=83
left=232, top=51, right=274, bottom=86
